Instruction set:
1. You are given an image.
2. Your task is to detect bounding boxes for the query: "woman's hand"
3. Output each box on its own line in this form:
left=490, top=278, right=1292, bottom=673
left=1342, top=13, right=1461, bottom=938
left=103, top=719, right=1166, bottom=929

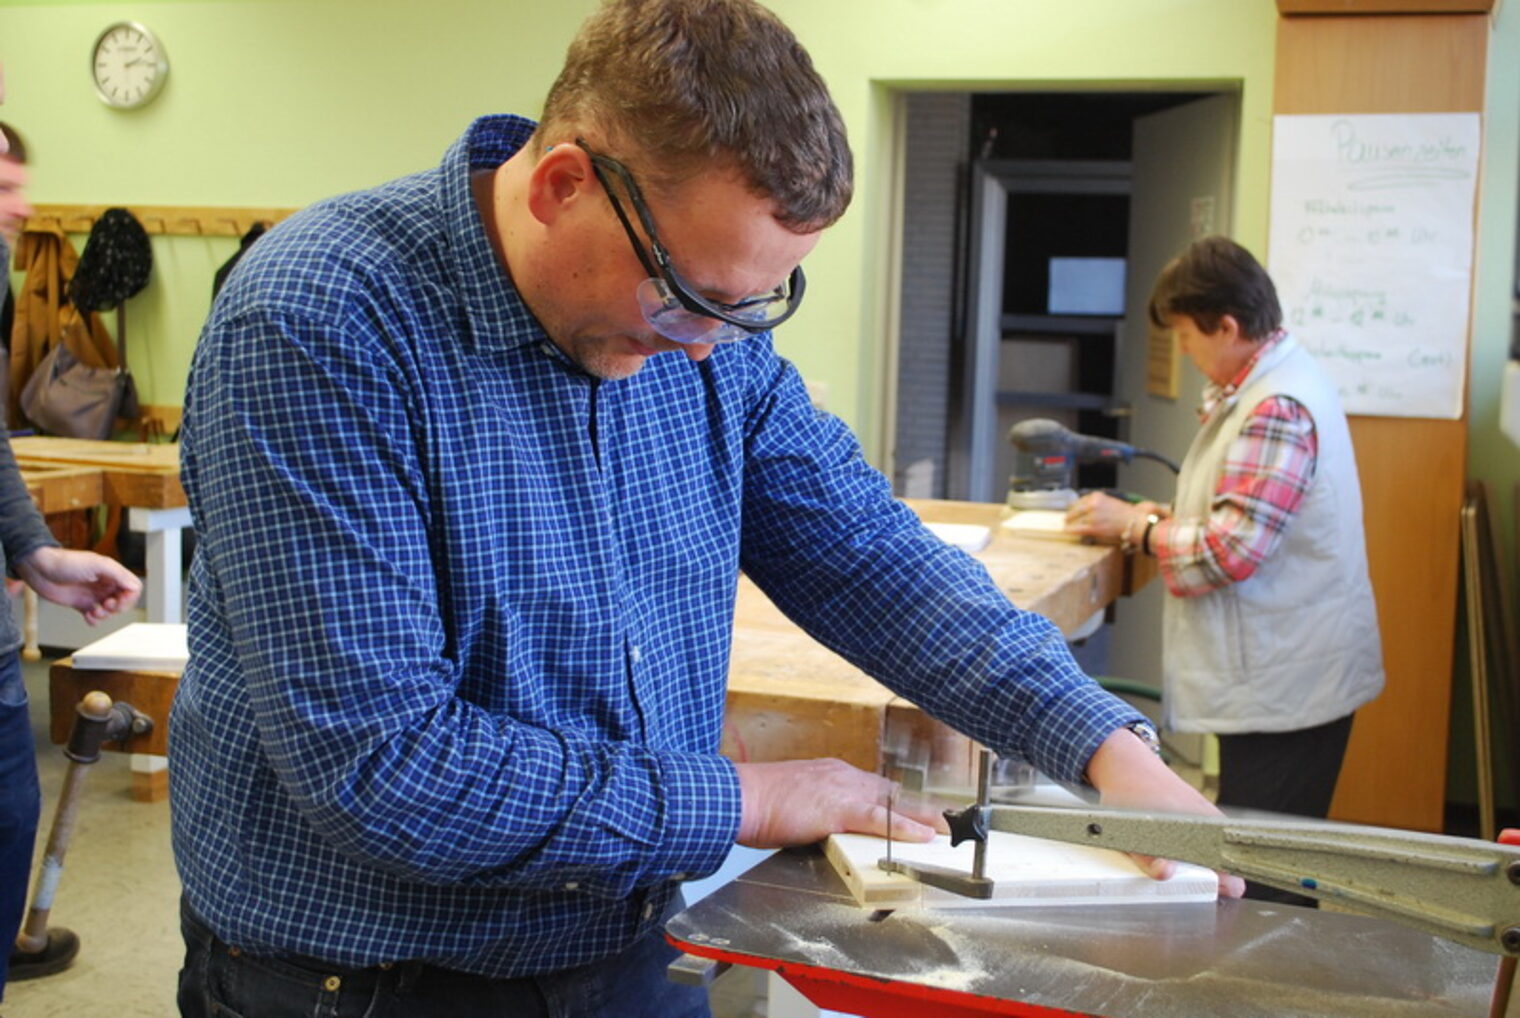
left=1063, top=492, right=1154, bottom=544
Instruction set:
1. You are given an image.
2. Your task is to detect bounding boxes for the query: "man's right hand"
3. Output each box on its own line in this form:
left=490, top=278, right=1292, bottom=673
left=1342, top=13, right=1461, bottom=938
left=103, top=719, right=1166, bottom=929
left=733, top=758, right=945, bottom=849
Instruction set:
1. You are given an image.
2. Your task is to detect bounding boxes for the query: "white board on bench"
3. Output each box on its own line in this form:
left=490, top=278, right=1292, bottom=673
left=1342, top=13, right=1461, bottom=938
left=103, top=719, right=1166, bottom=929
left=824, top=830, right=1218, bottom=909
left=72, top=622, right=189, bottom=672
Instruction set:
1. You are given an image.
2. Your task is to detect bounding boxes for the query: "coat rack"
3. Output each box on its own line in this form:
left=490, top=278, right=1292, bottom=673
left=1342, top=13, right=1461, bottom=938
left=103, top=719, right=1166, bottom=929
left=24, top=203, right=296, bottom=237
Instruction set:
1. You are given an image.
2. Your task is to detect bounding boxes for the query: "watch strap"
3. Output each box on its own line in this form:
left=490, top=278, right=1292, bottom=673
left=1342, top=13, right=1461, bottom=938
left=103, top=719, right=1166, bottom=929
left=1124, top=719, right=1163, bottom=757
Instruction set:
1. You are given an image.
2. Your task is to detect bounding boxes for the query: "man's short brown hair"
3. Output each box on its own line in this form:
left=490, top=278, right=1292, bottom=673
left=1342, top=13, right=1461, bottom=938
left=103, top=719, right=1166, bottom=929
left=1148, top=235, right=1283, bottom=340
left=538, top=0, right=852, bottom=231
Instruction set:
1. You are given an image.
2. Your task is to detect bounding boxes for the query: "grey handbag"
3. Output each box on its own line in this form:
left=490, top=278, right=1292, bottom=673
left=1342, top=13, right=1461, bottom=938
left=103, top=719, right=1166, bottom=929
left=20, top=339, right=130, bottom=440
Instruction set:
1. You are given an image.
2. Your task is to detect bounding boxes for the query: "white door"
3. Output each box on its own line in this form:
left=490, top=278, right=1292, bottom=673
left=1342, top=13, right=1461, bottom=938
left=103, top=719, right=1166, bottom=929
left=1107, top=92, right=1240, bottom=693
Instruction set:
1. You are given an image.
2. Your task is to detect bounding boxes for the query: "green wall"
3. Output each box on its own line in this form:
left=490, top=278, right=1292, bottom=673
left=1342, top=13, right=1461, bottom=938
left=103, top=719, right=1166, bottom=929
left=2, top=1, right=1512, bottom=476
left=0, top=0, right=1280, bottom=441
left=1452, top=4, right=1520, bottom=817
left=1, top=0, right=601, bottom=407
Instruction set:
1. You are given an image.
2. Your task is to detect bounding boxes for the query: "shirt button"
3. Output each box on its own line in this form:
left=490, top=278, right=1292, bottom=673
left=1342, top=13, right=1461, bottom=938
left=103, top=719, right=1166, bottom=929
left=564, top=881, right=579, bottom=891
left=643, top=903, right=655, bottom=920
left=671, top=872, right=687, bottom=882
left=629, top=645, right=642, bottom=663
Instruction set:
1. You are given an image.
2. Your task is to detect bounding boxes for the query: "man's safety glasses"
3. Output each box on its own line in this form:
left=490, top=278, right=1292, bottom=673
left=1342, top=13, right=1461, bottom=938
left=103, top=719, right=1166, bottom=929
left=575, top=139, right=805, bottom=345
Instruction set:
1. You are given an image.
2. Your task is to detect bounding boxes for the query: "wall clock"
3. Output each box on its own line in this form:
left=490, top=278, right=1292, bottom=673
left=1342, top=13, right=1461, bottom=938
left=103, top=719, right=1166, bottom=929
left=91, top=21, right=169, bottom=110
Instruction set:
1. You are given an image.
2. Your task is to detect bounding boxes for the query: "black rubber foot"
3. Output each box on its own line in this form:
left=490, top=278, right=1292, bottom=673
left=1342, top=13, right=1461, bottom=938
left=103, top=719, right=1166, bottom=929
left=8, top=928, right=81, bottom=982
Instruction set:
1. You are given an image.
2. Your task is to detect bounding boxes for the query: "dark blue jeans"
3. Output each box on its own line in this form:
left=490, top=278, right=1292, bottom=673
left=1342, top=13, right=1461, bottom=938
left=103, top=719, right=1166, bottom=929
left=0, top=653, right=39, bottom=1001
left=178, top=898, right=712, bottom=1018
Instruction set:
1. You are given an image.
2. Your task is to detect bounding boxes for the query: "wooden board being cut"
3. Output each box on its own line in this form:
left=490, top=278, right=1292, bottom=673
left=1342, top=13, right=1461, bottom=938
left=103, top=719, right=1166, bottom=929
left=825, top=831, right=1218, bottom=909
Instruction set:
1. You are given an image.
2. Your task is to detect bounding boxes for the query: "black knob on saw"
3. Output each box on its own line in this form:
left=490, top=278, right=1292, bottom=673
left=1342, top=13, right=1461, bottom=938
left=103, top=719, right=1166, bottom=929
left=945, top=804, right=988, bottom=847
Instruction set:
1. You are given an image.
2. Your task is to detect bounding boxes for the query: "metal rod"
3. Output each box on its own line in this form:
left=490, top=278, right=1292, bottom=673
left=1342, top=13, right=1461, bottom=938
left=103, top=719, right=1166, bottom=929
left=972, top=749, right=992, bottom=881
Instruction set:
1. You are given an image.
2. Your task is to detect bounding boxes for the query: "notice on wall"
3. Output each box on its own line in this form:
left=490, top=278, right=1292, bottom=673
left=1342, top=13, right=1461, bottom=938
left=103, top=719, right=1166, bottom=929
left=1267, top=113, right=1480, bottom=419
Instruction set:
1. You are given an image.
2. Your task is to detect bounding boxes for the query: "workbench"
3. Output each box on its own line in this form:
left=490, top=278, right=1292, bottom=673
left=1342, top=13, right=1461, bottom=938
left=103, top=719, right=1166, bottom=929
left=723, top=498, right=1151, bottom=786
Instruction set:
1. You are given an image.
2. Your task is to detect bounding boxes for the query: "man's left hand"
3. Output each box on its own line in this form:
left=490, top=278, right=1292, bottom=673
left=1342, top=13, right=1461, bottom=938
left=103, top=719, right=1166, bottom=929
left=1086, top=726, right=1247, bottom=897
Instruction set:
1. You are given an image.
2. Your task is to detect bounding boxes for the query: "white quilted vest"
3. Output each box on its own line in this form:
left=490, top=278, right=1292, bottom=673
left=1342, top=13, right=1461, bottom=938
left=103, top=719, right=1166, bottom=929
left=1163, top=335, right=1384, bottom=733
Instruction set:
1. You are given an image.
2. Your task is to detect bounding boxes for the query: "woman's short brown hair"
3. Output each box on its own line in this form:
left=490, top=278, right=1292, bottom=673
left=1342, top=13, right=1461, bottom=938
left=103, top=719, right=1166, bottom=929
left=537, top=0, right=851, bottom=232
left=1148, top=235, right=1282, bottom=340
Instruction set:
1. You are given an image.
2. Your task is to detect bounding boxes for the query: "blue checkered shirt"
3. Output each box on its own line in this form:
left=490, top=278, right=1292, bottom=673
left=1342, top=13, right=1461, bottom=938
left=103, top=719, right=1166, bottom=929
left=170, top=115, right=1138, bottom=977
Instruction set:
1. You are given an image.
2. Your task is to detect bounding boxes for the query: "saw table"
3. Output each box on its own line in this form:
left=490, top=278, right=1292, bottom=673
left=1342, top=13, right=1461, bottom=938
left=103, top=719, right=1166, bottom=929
left=666, top=844, right=1505, bottom=1017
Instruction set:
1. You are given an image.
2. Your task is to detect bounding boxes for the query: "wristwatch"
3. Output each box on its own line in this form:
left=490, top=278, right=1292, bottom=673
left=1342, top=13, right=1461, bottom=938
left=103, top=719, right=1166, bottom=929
left=1124, top=719, right=1163, bottom=758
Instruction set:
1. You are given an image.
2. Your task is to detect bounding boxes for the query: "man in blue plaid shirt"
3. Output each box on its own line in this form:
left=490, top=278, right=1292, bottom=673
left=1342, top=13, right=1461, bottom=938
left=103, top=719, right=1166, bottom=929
left=171, top=1, right=1239, bottom=1015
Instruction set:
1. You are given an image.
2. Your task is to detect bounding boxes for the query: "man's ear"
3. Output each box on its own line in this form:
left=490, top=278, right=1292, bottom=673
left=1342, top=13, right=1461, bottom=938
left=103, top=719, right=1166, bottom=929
left=1215, top=313, right=1243, bottom=342
left=525, top=144, right=595, bottom=226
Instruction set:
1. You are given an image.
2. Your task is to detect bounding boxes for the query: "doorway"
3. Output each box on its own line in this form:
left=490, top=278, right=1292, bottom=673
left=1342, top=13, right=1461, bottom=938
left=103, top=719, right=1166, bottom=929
left=890, top=89, right=1234, bottom=507
left=889, top=86, right=1240, bottom=695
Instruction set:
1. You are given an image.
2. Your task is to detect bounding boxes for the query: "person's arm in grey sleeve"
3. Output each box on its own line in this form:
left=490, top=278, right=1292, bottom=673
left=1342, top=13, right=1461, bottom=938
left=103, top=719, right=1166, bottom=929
left=0, top=435, right=60, bottom=572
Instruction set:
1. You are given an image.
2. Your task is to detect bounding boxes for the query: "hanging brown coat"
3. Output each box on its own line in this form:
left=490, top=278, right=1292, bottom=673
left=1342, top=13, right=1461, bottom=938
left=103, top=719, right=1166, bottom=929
left=7, top=224, right=118, bottom=428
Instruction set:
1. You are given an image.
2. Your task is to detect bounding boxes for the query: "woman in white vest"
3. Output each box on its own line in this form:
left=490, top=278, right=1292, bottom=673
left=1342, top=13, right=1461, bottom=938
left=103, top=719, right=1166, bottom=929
left=1065, top=236, right=1384, bottom=906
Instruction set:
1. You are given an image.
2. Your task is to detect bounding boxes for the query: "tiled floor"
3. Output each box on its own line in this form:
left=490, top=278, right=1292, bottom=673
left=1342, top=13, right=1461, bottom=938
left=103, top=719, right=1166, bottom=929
left=1, top=658, right=767, bottom=1018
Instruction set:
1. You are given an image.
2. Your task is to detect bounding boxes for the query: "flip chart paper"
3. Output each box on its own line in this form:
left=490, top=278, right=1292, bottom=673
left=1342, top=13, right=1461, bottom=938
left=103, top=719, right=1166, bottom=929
left=1268, top=113, right=1480, bottom=419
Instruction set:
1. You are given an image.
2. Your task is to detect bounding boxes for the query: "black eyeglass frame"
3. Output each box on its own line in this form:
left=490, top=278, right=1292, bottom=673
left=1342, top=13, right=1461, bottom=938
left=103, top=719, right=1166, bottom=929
left=573, top=138, right=806, bottom=334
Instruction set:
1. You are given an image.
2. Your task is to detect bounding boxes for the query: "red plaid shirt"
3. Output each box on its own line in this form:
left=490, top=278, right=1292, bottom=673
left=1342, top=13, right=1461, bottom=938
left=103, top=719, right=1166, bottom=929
left=1155, top=332, right=1319, bottom=598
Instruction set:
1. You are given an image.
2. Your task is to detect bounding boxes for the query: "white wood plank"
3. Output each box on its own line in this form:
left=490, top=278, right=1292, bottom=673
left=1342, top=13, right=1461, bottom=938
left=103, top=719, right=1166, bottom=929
left=826, top=830, right=1217, bottom=909
left=72, top=622, right=189, bottom=672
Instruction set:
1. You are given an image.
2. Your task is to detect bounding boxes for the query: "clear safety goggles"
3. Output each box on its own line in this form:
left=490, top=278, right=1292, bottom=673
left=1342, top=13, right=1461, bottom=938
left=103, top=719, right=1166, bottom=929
left=577, top=138, right=806, bottom=345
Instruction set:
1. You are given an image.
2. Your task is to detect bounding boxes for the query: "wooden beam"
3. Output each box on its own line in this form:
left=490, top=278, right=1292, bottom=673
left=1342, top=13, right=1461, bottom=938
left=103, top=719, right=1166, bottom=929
left=1275, top=13, right=1490, bottom=113
left=20, top=465, right=102, bottom=515
left=25, top=203, right=294, bottom=238
left=1278, top=0, right=1494, bottom=13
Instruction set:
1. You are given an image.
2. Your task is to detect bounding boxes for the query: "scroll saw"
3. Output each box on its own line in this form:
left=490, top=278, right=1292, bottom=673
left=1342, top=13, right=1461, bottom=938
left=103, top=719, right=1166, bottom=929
left=878, top=751, right=1520, bottom=960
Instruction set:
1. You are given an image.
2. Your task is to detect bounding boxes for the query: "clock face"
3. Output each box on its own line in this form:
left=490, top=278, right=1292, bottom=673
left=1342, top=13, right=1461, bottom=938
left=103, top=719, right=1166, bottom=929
left=91, top=22, right=168, bottom=109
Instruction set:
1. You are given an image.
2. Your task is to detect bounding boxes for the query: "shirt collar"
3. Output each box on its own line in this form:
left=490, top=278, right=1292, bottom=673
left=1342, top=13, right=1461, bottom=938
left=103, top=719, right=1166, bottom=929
left=1197, top=328, right=1288, bottom=421
left=440, top=115, right=548, bottom=353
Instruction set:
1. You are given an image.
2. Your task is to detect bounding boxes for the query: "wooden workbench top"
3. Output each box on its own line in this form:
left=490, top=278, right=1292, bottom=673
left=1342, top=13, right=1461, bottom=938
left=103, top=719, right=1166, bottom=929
left=730, top=498, right=1137, bottom=700
left=723, top=499, right=1151, bottom=772
left=11, top=436, right=184, bottom=509
left=10, top=436, right=179, bottom=471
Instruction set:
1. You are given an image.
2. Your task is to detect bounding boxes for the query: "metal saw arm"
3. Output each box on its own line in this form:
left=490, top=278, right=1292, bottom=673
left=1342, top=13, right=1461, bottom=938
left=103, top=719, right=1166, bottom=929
left=943, top=802, right=1520, bottom=957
